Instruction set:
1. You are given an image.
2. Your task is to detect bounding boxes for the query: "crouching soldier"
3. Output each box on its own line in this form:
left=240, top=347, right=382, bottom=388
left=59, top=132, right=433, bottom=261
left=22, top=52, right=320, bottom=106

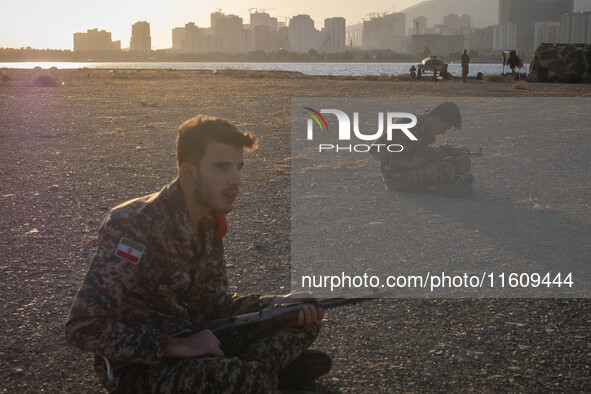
left=370, top=102, right=474, bottom=198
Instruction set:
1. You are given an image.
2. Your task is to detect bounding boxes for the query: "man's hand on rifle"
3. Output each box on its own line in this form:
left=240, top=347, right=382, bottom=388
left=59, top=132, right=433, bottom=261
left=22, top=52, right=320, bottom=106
left=270, top=293, right=325, bottom=326
left=164, top=329, right=224, bottom=359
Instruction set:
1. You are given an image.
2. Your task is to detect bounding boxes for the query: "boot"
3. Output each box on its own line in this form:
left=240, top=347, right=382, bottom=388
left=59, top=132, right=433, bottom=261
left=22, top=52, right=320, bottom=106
left=277, top=350, right=332, bottom=390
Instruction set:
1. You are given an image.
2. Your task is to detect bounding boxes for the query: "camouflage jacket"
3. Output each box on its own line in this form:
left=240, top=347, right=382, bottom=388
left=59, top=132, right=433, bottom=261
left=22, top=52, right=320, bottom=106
left=369, top=113, right=430, bottom=166
left=65, top=179, right=273, bottom=378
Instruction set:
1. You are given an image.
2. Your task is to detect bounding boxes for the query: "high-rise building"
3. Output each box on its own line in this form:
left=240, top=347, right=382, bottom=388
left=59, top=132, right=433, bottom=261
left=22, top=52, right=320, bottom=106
left=73, top=28, right=119, bottom=51
left=130, top=21, right=151, bottom=52
left=493, top=23, right=518, bottom=50
left=499, top=0, right=574, bottom=50
left=362, top=12, right=406, bottom=51
left=252, top=25, right=272, bottom=52
left=534, top=21, right=561, bottom=48
left=443, top=14, right=459, bottom=33
left=322, top=17, right=346, bottom=52
left=171, top=22, right=214, bottom=53
left=173, top=10, right=288, bottom=54
left=183, top=22, right=202, bottom=53
left=458, top=15, right=472, bottom=34
left=413, top=17, right=428, bottom=35
left=211, top=12, right=225, bottom=29
left=172, top=27, right=185, bottom=51
left=346, top=23, right=364, bottom=47
left=560, top=12, right=591, bottom=43
left=213, top=14, right=246, bottom=53
left=288, top=15, right=320, bottom=53
left=411, top=34, right=464, bottom=55
left=250, top=11, right=278, bottom=31
left=249, top=11, right=282, bottom=52
left=441, top=14, right=471, bottom=35
left=468, top=27, right=494, bottom=51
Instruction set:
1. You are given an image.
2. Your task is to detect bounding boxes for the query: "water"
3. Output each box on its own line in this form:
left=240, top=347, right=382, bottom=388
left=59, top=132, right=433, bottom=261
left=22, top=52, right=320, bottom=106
left=0, top=61, right=527, bottom=78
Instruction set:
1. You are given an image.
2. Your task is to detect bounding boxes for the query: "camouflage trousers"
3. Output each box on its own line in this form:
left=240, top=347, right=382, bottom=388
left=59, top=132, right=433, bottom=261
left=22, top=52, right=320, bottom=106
left=111, top=323, right=321, bottom=394
left=381, top=155, right=471, bottom=192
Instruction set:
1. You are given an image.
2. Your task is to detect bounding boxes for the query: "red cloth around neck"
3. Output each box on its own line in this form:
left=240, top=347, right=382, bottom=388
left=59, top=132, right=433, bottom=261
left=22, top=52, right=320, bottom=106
left=211, top=213, right=227, bottom=240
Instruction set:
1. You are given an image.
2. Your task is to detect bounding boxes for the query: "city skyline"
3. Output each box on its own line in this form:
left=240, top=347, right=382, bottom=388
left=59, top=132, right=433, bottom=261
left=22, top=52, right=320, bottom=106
left=3, top=0, right=588, bottom=51
left=3, top=0, right=590, bottom=51
left=1, top=0, right=419, bottom=50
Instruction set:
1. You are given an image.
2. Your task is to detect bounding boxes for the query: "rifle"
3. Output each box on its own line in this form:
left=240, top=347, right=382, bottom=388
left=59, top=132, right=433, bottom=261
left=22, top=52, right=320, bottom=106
left=172, top=291, right=393, bottom=341
left=382, top=145, right=482, bottom=170
left=104, top=293, right=391, bottom=384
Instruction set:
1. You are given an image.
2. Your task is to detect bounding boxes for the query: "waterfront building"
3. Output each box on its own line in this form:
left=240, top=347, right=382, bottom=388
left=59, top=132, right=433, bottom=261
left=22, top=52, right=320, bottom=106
left=493, top=23, right=518, bottom=50
left=468, top=26, right=494, bottom=51
left=322, top=17, right=346, bottom=53
left=250, top=11, right=278, bottom=31
left=130, top=21, right=151, bottom=52
left=288, top=15, right=321, bottom=53
left=459, top=15, right=472, bottom=34
left=443, top=14, right=459, bottom=34
left=73, top=28, right=119, bottom=51
left=363, top=12, right=406, bottom=51
left=411, top=34, right=464, bottom=55
left=534, top=21, right=561, bottom=48
left=499, top=0, right=574, bottom=51
left=249, top=11, right=286, bottom=52
left=346, top=23, right=363, bottom=48
left=171, top=23, right=213, bottom=53
left=213, top=13, right=246, bottom=53
left=172, top=27, right=185, bottom=51
left=413, top=16, right=428, bottom=35
left=560, top=12, right=591, bottom=44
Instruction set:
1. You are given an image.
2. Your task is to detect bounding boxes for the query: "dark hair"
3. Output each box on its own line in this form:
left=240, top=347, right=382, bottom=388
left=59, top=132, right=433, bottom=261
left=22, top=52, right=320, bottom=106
left=427, top=102, right=462, bottom=129
left=176, top=115, right=258, bottom=169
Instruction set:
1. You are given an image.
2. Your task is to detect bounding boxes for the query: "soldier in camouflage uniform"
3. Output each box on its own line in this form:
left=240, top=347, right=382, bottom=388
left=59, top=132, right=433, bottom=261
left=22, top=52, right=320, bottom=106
left=65, top=115, right=329, bottom=393
left=370, top=102, right=473, bottom=197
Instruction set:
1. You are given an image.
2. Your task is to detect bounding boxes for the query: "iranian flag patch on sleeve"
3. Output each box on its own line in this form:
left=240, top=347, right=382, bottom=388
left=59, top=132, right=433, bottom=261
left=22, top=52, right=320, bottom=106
left=115, top=237, right=145, bottom=264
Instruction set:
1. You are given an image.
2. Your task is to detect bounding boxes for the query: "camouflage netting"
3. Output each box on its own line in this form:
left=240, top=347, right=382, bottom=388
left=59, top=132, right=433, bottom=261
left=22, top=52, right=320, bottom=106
left=528, top=43, right=591, bottom=83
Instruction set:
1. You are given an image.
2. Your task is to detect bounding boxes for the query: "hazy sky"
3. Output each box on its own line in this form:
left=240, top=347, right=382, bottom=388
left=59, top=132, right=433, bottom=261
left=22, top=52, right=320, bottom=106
left=2, top=0, right=590, bottom=50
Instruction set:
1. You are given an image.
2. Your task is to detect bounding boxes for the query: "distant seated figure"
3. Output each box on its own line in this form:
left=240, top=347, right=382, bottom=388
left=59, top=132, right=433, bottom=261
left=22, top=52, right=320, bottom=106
left=410, top=65, right=417, bottom=78
left=442, top=64, right=451, bottom=80
left=369, top=102, right=474, bottom=198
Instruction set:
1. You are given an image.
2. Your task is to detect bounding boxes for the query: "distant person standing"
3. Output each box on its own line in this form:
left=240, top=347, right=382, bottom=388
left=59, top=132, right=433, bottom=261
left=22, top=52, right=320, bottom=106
left=461, top=49, right=470, bottom=83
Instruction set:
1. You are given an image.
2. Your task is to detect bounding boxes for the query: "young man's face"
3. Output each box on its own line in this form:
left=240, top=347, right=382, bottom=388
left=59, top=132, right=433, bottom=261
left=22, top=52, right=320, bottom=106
left=192, top=142, right=244, bottom=215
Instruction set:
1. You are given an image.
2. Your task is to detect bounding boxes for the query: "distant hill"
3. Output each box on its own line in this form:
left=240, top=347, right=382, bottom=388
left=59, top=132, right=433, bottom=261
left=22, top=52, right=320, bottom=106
left=401, top=0, right=499, bottom=29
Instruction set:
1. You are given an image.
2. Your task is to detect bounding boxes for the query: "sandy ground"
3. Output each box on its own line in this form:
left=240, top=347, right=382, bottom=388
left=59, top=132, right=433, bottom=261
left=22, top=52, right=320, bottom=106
left=0, top=69, right=590, bottom=392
